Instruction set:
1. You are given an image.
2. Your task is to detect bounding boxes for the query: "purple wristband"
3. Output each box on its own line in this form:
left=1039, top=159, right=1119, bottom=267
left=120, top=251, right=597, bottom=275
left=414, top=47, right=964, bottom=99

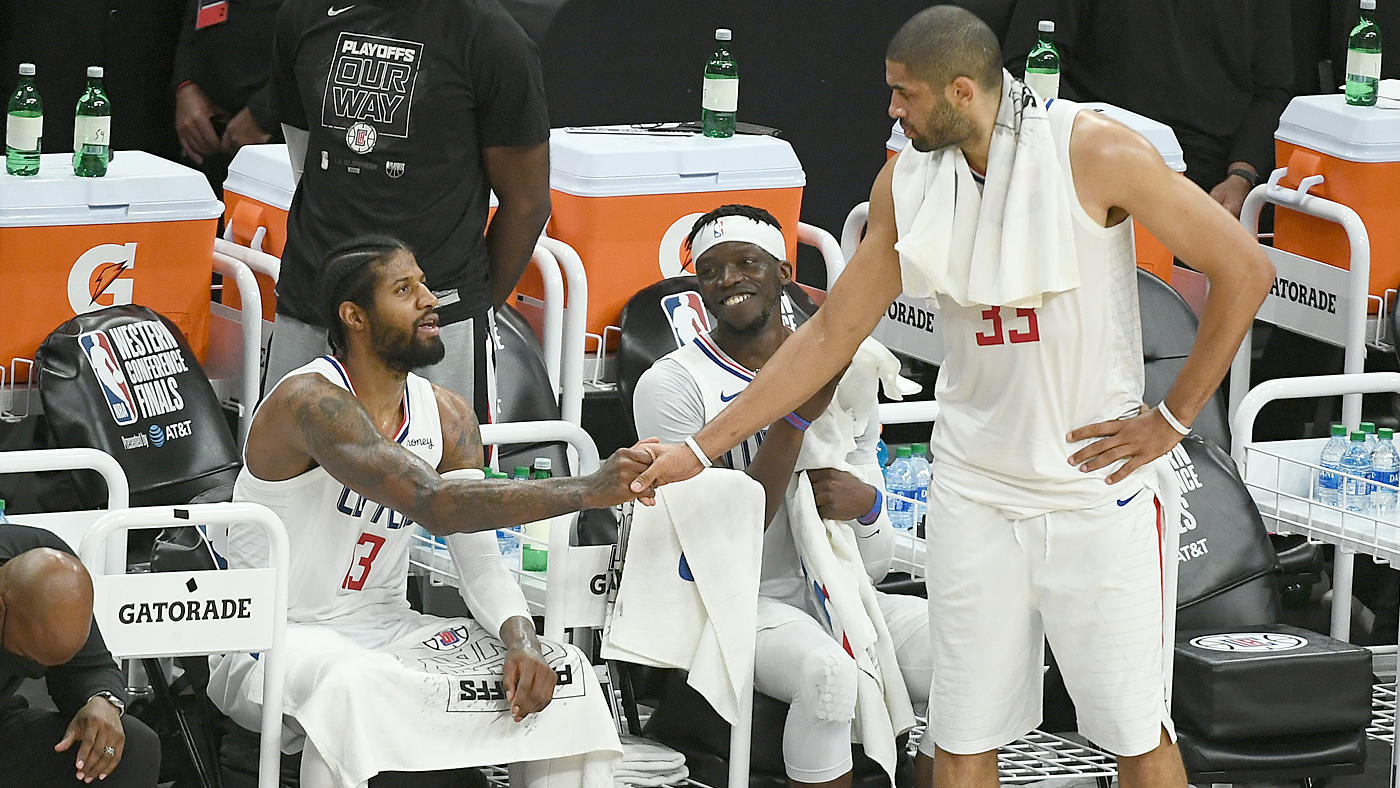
left=784, top=411, right=811, bottom=431
left=857, top=487, right=884, bottom=525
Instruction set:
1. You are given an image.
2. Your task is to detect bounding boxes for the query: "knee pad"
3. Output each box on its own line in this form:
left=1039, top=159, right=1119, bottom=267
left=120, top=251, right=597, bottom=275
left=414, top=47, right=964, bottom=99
left=796, top=649, right=858, bottom=723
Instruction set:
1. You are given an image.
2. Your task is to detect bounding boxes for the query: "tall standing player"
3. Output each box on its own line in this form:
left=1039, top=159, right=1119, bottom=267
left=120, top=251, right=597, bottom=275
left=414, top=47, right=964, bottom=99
left=630, top=7, right=1273, bottom=788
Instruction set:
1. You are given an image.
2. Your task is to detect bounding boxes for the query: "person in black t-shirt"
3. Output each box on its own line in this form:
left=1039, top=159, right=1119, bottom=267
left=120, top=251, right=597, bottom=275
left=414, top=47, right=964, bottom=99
left=1004, top=0, right=1293, bottom=218
left=0, top=524, right=160, bottom=786
left=263, top=0, right=551, bottom=423
left=172, top=0, right=284, bottom=191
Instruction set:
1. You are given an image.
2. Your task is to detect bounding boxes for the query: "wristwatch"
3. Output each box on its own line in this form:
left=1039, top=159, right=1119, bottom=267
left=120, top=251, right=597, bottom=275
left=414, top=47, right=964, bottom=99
left=1227, top=167, right=1261, bottom=188
left=91, top=691, right=126, bottom=717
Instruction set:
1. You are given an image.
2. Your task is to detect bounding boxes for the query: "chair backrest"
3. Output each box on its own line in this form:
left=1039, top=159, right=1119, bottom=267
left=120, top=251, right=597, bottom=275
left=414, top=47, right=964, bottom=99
left=1171, top=435, right=1281, bottom=630
left=493, top=303, right=570, bottom=476
left=616, top=276, right=818, bottom=433
left=36, top=305, right=241, bottom=507
left=1138, top=269, right=1231, bottom=450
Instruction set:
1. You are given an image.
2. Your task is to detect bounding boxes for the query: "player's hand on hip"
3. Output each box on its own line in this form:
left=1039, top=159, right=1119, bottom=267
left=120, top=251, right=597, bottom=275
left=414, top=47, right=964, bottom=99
left=629, top=441, right=704, bottom=501
left=57, top=696, right=124, bottom=783
left=807, top=468, right=878, bottom=521
left=503, top=644, right=557, bottom=721
left=1067, top=408, right=1184, bottom=485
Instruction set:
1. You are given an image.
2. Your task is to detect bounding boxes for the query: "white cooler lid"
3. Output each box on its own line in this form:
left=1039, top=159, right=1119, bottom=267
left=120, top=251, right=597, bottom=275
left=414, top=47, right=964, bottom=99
left=549, top=126, right=805, bottom=197
left=0, top=150, right=222, bottom=227
left=1079, top=102, right=1186, bottom=173
left=224, top=143, right=298, bottom=210
left=884, top=103, right=1187, bottom=173
left=1275, top=84, right=1400, bottom=163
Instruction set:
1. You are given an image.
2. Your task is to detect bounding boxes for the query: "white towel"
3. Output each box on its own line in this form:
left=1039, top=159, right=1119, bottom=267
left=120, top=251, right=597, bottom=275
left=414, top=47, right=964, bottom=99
left=892, top=69, right=1078, bottom=309
left=614, top=735, right=689, bottom=787
left=602, top=470, right=765, bottom=725
left=781, top=340, right=918, bottom=782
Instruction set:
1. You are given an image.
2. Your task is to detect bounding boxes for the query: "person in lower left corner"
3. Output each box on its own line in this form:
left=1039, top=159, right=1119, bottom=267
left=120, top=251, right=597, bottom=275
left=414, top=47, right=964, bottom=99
left=0, top=523, right=161, bottom=787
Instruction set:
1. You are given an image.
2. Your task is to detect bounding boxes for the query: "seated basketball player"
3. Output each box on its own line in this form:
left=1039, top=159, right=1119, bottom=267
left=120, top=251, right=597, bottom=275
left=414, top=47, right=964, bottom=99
left=208, top=235, right=655, bottom=788
left=632, top=205, right=934, bottom=788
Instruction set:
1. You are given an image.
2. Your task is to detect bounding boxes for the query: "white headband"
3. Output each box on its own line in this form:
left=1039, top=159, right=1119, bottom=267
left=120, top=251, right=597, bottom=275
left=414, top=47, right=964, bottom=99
left=689, top=215, right=787, bottom=265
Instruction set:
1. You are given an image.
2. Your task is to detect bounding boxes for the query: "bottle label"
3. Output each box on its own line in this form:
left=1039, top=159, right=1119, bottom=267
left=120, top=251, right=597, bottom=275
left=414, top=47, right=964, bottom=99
left=74, top=116, right=110, bottom=149
left=702, top=76, right=739, bottom=112
left=1376, top=470, right=1398, bottom=489
left=1346, top=50, right=1382, bottom=81
left=1025, top=71, right=1060, bottom=101
left=6, top=114, right=41, bottom=151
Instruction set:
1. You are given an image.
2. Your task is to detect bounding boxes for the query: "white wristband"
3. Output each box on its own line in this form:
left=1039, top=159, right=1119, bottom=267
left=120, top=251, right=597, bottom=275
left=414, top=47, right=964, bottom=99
left=1157, top=402, right=1191, bottom=436
left=684, top=435, right=713, bottom=469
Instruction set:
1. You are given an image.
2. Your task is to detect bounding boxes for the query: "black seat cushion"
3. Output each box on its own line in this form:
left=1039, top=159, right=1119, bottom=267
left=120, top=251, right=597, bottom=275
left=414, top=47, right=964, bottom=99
left=494, top=303, right=569, bottom=476
left=1138, top=269, right=1230, bottom=450
left=1176, top=727, right=1367, bottom=782
left=1174, top=624, right=1372, bottom=738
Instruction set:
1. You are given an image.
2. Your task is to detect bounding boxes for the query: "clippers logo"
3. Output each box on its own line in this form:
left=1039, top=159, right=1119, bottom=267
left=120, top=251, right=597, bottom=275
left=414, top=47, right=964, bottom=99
left=661, top=291, right=711, bottom=349
left=68, top=243, right=137, bottom=315
left=346, top=122, right=377, bottom=154
left=1189, top=632, right=1309, bottom=653
left=79, top=330, right=138, bottom=426
left=423, top=625, right=471, bottom=651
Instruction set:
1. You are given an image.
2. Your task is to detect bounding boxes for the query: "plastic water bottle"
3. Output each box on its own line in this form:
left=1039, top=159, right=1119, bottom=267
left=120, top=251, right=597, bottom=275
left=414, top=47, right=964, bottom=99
left=701, top=28, right=738, bottom=138
left=1373, top=427, right=1399, bottom=519
left=910, top=442, right=932, bottom=529
left=1024, top=20, right=1061, bottom=100
left=521, top=458, right=551, bottom=572
left=876, top=438, right=890, bottom=479
left=0, top=498, right=9, bottom=524
left=493, top=469, right=521, bottom=562
left=1346, top=0, right=1383, bottom=107
left=886, top=446, right=916, bottom=530
left=73, top=66, right=111, bottom=177
left=6, top=63, right=42, bottom=176
left=1317, top=423, right=1348, bottom=508
left=1342, top=431, right=1374, bottom=514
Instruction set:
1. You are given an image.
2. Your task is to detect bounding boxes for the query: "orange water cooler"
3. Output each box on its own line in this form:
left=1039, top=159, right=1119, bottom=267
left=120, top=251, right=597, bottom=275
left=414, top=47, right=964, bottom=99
left=222, top=143, right=297, bottom=322
left=521, top=127, right=806, bottom=339
left=884, top=101, right=1187, bottom=284
left=1273, top=91, right=1400, bottom=307
left=0, top=151, right=222, bottom=380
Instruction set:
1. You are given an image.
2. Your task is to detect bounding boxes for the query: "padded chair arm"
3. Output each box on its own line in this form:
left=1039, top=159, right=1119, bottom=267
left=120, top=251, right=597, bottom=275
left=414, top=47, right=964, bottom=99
left=1271, top=533, right=1324, bottom=578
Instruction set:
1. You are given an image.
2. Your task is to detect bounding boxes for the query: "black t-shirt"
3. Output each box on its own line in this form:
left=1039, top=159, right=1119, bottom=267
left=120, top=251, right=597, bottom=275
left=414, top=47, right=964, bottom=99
left=272, top=0, right=549, bottom=325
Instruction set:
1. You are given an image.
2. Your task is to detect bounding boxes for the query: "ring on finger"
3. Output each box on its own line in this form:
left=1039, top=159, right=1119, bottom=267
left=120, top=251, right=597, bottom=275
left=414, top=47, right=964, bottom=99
left=103, top=746, right=116, bottom=756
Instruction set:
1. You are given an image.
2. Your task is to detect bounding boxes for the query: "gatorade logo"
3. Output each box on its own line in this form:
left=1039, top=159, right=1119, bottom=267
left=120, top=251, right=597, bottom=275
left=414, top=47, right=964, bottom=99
left=68, top=242, right=137, bottom=315
left=657, top=212, right=707, bottom=279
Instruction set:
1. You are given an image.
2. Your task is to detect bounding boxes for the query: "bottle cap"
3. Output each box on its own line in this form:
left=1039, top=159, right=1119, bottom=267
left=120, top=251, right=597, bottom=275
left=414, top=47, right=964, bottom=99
left=715, top=28, right=732, bottom=41
left=513, top=465, right=530, bottom=478
left=18, top=63, right=35, bottom=76
left=1352, top=431, right=1368, bottom=441
left=1381, top=427, right=1394, bottom=440
left=534, top=458, right=552, bottom=471
left=1362, top=0, right=1376, bottom=10
left=1363, top=421, right=1377, bottom=433
left=1333, top=423, right=1347, bottom=437
left=913, top=443, right=928, bottom=455
left=896, top=446, right=912, bottom=458
left=87, top=66, right=104, bottom=78
left=1038, top=19, right=1055, bottom=33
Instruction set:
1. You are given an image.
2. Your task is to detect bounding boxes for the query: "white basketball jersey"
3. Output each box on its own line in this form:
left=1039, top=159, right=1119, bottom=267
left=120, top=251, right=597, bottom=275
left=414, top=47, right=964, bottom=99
left=664, top=333, right=808, bottom=604
left=227, top=356, right=444, bottom=631
left=928, top=99, right=1146, bottom=519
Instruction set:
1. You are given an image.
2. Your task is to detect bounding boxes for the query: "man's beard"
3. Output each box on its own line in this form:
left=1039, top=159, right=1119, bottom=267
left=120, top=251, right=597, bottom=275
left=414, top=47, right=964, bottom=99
left=909, top=98, right=975, bottom=152
left=372, top=319, right=446, bottom=373
left=724, top=295, right=781, bottom=336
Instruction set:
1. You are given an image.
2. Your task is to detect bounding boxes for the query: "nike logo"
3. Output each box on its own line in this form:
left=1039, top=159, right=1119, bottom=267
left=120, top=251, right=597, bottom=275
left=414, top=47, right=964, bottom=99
left=1116, top=490, right=1143, bottom=507
left=719, top=391, right=740, bottom=402
left=327, top=4, right=354, bottom=15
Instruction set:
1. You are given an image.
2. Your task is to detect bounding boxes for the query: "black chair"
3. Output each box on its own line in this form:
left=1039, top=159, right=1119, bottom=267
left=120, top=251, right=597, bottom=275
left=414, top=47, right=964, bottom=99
left=616, top=277, right=909, bottom=788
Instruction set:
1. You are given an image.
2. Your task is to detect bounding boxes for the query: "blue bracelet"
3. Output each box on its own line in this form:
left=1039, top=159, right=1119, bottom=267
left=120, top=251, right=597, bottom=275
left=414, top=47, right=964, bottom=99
left=857, top=487, right=884, bottom=525
left=784, top=411, right=812, bottom=432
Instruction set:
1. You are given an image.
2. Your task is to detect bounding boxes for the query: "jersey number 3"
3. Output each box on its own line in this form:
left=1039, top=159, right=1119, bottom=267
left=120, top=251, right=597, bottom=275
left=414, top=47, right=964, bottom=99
left=343, top=532, right=386, bottom=591
left=975, top=307, right=1040, bottom=346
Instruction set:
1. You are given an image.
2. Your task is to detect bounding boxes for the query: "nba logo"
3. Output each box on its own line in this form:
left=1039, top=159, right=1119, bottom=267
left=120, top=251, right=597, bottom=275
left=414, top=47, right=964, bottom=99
left=79, top=330, right=138, bottom=426
left=661, top=291, right=711, bottom=349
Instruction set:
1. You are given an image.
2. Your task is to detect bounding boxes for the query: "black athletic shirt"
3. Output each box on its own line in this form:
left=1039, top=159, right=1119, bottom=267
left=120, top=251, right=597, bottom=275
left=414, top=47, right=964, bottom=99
left=271, top=0, right=549, bottom=325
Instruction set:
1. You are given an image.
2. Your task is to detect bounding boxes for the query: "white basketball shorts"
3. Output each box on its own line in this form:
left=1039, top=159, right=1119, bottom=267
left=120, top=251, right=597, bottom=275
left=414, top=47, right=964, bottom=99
left=919, top=476, right=1175, bottom=757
